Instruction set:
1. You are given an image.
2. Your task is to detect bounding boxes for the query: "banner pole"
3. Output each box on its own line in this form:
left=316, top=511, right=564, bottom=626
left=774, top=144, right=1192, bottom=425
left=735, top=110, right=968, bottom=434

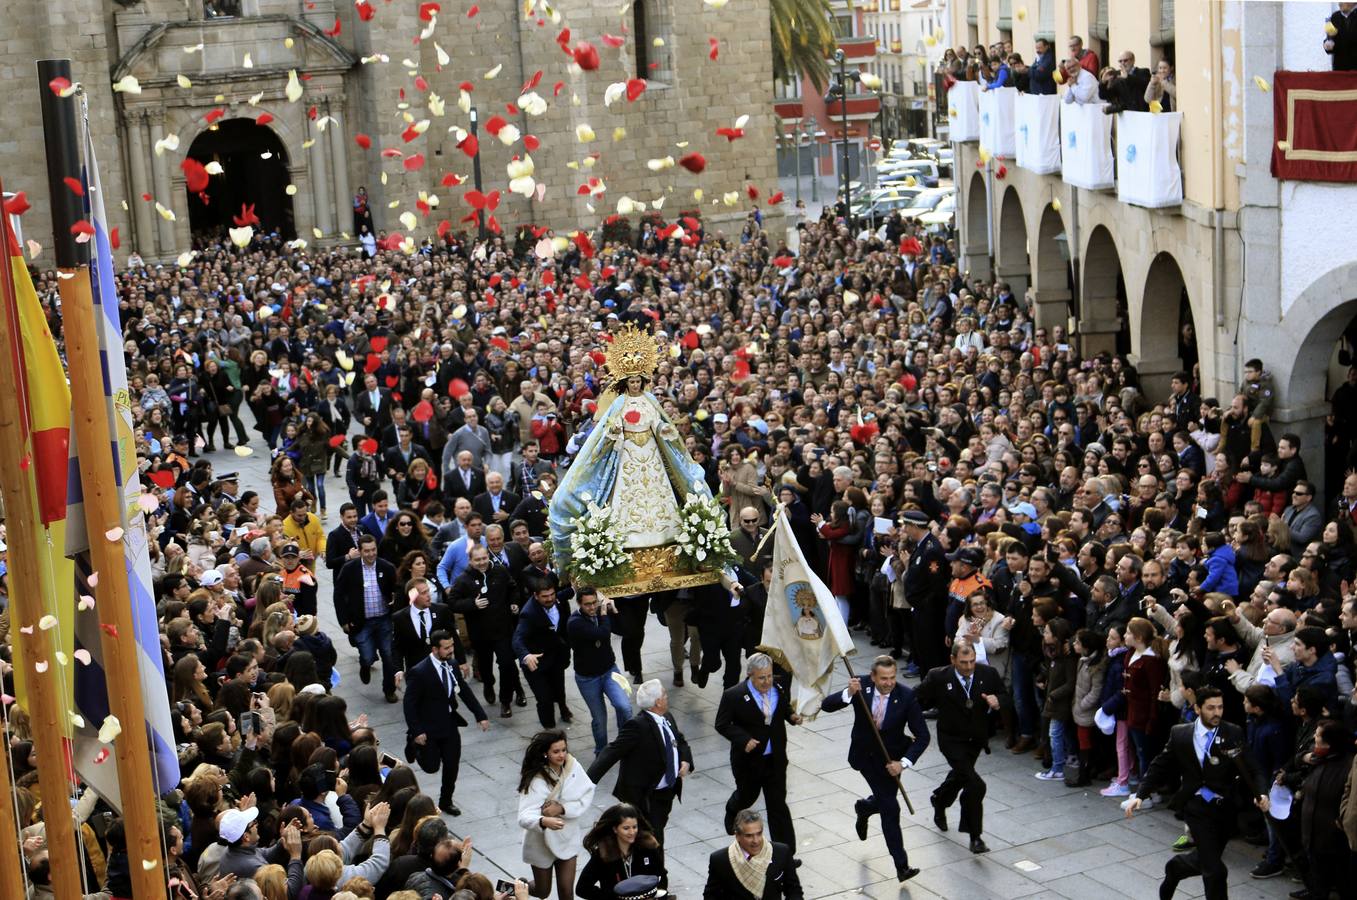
left=841, top=655, right=915, bottom=815
left=37, top=58, right=166, bottom=897
left=0, top=172, right=84, bottom=899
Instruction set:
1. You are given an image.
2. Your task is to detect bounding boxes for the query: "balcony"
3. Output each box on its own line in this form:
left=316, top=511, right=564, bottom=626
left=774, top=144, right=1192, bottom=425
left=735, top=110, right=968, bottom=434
left=825, top=92, right=883, bottom=121
left=952, top=81, right=1185, bottom=209
left=835, top=36, right=879, bottom=61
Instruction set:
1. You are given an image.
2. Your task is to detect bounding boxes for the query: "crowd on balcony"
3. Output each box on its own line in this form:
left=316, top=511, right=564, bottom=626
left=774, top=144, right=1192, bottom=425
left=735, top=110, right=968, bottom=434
left=940, top=35, right=1176, bottom=118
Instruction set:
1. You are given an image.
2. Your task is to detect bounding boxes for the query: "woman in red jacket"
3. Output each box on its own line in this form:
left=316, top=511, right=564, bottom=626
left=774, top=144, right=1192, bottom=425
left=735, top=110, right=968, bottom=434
left=813, top=500, right=857, bottom=623
left=1123, top=616, right=1169, bottom=794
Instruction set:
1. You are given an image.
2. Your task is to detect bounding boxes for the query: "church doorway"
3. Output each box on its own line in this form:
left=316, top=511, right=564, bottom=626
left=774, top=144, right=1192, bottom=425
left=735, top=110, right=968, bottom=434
left=186, top=119, right=295, bottom=241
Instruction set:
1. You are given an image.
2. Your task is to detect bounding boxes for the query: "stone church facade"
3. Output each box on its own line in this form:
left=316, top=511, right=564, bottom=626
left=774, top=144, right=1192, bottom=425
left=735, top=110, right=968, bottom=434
left=1, top=0, right=779, bottom=258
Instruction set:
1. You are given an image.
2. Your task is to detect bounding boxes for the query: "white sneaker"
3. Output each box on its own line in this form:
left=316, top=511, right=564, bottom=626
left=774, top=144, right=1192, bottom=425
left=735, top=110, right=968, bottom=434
left=1139, top=796, right=1154, bottom=810
left=1034, top=769, right=1064, bottom=781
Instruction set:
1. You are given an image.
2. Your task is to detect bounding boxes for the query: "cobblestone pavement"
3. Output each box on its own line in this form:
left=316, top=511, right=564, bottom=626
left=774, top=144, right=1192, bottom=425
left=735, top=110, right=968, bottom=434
left=221, top=442, right=1296, bottom=899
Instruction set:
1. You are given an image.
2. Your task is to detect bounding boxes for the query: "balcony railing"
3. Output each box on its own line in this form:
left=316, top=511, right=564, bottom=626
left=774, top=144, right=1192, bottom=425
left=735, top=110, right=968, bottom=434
left=952, top=83, right=1184, bottom=209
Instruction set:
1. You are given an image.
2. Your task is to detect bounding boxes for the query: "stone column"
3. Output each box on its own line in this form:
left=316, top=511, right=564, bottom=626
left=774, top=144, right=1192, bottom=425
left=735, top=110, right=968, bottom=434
left=1030, top=288, right=1072, bottom=332
left=124, top=109, right=156, bottom=258
left=325, top=96, right=352, bottom=238
left=147, top=113, right=176, bottom=254
left=307, top=111, right=334, bottom=236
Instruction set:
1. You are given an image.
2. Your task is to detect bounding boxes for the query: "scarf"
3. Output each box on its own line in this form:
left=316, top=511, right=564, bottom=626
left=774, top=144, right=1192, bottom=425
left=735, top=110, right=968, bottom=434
left=727, top=838, right=774, bottom=898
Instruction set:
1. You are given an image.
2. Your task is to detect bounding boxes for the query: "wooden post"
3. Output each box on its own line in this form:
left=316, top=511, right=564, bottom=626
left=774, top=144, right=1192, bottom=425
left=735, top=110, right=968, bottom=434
left=37, top=59, right=166, bottom=896
left=0, top=721, right=31, bottom=898
left=0, top=173, right=83, bottom=899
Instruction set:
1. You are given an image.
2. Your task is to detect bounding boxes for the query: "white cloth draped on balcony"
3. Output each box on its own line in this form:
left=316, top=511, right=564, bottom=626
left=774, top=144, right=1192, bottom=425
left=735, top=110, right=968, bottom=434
left=979, top=87, right=1017, bottom=158
left=1116, top=111, right=1184, bottom=208
left=1060, top=102, right=1115, bottom=190
left=1014, top=93, right=1061, bottom=174
left=948, top=81, right=981, bottom=142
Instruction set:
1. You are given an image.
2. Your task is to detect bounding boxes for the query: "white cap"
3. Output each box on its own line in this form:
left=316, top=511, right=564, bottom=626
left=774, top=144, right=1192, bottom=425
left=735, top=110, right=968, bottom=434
left=218, top=807, right=258, bottom=842
left=199, top=569, right=224, bottom=587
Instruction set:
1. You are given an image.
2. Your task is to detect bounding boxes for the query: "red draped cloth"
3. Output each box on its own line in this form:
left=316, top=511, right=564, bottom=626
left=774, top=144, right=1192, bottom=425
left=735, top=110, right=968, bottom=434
left=1271, top=70, right=1357, bottom=182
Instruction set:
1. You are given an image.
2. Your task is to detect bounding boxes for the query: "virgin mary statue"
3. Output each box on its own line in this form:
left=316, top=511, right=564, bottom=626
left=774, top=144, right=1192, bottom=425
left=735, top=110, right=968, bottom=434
left=549, top=324, right=720, bottom=587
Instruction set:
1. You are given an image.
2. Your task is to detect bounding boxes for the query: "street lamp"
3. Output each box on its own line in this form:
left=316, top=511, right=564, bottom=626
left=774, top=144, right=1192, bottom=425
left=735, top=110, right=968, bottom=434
left=824, top=49, right=861, bottom=218
left=468, top=105, right=486, bottom=240
left=804, top=114, right=819, bottom=204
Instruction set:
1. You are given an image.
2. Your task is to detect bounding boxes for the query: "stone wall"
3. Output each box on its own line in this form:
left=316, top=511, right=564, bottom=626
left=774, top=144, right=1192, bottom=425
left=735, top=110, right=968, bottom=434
left=1, top=0, right=780, bottom=259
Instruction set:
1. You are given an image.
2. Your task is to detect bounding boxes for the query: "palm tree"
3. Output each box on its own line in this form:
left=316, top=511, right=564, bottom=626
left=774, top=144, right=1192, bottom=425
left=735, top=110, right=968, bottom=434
left=771, top=0, right=838, bottom=92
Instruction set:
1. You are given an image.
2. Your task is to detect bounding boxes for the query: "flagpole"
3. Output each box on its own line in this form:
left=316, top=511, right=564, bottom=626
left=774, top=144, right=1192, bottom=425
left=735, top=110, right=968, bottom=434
left=0, top=173, right=84, bottom=899
left=0, top=720, right=30, bottom=899
left=841, top=656, right=916, bottom=815
left=37, top=59, right=166, bottom=897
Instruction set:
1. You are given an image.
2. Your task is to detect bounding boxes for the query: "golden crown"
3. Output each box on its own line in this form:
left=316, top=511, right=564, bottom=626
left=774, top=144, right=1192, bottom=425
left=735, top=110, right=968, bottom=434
left=602, top=323, right=661, bottom=382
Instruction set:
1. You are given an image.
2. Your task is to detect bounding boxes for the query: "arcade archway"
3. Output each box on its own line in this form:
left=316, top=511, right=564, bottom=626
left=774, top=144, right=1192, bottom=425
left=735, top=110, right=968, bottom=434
left=186, top=119, right=296, bottom=241
left=996, top=187, right=1029, bottom=298
left=1137, top=252, right=1199, bottom=397
left=1081, top=225, right=1130, bottom=358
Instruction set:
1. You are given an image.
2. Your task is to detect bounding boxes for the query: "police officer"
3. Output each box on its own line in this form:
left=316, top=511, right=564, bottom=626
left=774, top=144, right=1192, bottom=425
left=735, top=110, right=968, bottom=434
left=901, top=509, right=949, bottom=676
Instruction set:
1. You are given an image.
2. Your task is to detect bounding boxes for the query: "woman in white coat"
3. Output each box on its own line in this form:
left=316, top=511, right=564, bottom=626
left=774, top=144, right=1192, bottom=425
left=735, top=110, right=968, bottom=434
left=517, top=728, right=596, bottom=900
left=955, top=591, right=1012, bottom=683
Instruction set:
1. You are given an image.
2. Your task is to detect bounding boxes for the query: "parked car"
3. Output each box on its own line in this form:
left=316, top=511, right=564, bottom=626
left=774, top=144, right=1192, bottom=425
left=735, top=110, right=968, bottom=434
left=901, top=187, right=955, bottom=218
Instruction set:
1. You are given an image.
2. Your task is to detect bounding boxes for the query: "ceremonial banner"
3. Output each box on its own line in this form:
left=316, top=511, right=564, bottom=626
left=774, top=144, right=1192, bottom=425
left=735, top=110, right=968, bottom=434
left=1116, top=111, right=1183, bottom=208
left=979, top=87, right=1017, bottom=159
left=1271, top=70, right=1357, bottom=183
left=759, top=512, right=855, bottom=717
left=948, top=81, right=980, bottom=142
left=1060, top=101, right=1115, bottom=190
left=2, top=208, right=75, bottom=732
left=66, top=131, right=180, bottom=805
left=1015, top=93, right=1061, bottom=174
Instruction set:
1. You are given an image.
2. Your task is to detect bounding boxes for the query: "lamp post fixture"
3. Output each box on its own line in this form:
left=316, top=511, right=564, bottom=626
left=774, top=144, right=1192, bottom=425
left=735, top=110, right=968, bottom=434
left=805, top=114, right=819, bottom=204
left=824, top=49, right=861, bottom=218
left=468, top=105, right=486, bottom=241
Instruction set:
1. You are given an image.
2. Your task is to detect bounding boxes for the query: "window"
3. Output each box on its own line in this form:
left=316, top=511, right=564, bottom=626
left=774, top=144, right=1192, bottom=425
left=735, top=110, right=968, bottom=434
left=633, top=0, right=674, bottom=82
left=774, top=77, right=803, bottom=100
left=1153, top=0, right=1175, bottom=45
left=1037, top=0, right=1055, bottom=40
left=833, top=14, right=855, bottom=38
left=204, top=0, right=242, bottom=16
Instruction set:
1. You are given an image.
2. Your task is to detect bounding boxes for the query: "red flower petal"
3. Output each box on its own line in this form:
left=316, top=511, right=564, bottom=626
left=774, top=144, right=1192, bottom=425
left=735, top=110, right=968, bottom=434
left=678, top=152, right=706, bottom=174
left=485, top=115, right=507, bottom=136
left=63, top=176, right=85, bottom=197
left=356, top=0, right=376, bottom=21
left=256, top=112, right=274, bottom=126
left=355, top=133, right=372, bottom=149
left=524, top=134, right=540, bottom=151
left=419, top=1, right=441, bottom=20
left=625, top=78, right=647, bottom=102
left=48, top=76, right=72, bottom=97
left=602, top=33, right=625, bottom=48
left=573, top=41, right=600, bottom=71
left=181, top=158, right=210, bottom=193
left=110, top=227, right=120, bottom=249
left=457, top=134, right=479, bottom=157
left=403, top=153, right=426, bottom=171
left=448, top=378, right=469, bottom=398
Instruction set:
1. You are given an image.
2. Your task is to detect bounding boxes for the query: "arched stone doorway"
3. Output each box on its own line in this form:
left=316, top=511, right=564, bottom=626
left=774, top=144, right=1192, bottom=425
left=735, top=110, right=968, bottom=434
left=1280, top=294, right=1357, bottom=502
left=964, top=171, right=990, bottom=281
left=996, top=187, right=1029, bottom=299
left=186, top=120, right=296, bottom=241
left=1081, top=225, right=1129, bottom=358
left=1031, top=203, right=1072, bottom=332
left=1136, top=252, right=1199, bottom=398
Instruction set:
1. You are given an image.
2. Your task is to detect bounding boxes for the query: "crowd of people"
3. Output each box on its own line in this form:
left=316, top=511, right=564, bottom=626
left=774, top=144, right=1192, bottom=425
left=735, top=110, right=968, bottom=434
left=1, top=168, right=1356, bottom=900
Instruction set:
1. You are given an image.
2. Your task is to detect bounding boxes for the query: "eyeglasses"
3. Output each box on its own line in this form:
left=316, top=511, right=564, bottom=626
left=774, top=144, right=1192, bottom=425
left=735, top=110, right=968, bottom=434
left=1292, top=490, right=1310, bottom=497
left=741, top=519, right=759, bottom=525
left=398, top=521, right=414, bottom=528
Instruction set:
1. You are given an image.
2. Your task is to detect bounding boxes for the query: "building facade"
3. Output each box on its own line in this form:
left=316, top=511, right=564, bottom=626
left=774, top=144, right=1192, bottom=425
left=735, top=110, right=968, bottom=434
left=0, top=0, right=779, bottom=258
left=946, top=0, right=1357, bottom=493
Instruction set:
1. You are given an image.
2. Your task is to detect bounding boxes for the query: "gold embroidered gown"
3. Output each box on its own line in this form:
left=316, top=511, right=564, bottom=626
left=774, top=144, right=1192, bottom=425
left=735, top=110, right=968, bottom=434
left=608, top=394, right=684, bottom=548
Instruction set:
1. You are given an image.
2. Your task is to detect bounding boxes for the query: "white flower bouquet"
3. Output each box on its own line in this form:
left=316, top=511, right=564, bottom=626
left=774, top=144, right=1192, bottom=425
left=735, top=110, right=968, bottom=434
left=674, top=493, right=740, bottom=573
left=563, top=502, right=634, bottom=586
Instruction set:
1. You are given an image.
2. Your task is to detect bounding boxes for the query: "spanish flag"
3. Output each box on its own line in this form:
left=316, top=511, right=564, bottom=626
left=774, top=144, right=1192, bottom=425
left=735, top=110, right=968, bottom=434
left=3, top=212, right=76, bottom=722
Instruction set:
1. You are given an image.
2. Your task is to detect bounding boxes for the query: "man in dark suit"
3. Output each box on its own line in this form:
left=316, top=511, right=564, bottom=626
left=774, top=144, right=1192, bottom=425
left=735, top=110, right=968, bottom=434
left=588, top=679, right=694, bottom=845
left=913, top=640, right=1005, bottom=854
left=392, top=576, right=459, bottom=671
left=703, top=808, right=803, bottom=900
left=382, top=424, right=432, bottom=483
left=507, top=441, right=553, bottom=496
left=402, top=630, right=490, bottom=816
left=449, top=543, right=522, bottom=717
left=443, top=449, right=486, bottom=505
left=820, top=655, right=931, bottom=883
left=355, top=372, right=394, bottom=438
left=471, top=471, right=520, bottom=528
left=334, top=534, right=400, bottom=702
left=715, top=654, right=801, bottom=850
left=324, top=503, right=365, bottom=575
left=511, top=574, right=573, bottom=728
left=1125, top=686, right=1269, bottom=900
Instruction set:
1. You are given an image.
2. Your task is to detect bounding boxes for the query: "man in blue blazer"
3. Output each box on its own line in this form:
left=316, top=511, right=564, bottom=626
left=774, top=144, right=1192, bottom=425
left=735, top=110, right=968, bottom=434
left=821, top=654, right=931, bottom=883
left=402, top=629, right=490, bottom=816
